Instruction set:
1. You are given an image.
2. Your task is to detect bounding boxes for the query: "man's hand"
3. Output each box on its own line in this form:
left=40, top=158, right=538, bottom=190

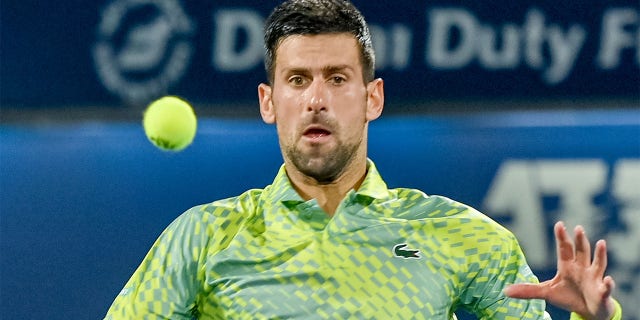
left=504, top=221, right=617, bottom=320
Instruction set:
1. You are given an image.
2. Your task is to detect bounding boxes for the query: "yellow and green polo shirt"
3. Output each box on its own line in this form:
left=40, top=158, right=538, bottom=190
left=105, top=160, right=620, bottom=319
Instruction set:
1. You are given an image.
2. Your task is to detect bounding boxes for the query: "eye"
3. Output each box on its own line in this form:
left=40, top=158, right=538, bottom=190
left=288, top=75, right=306, bottom=86
left=330, top=75, right=346, bottom=85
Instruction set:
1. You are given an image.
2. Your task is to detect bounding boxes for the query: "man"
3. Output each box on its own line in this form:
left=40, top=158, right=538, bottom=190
left=105, top=0, right=622, bottom=319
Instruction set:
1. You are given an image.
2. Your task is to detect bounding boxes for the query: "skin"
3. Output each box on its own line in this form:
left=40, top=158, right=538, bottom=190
left=258, top=33, right=383, bottom=215
left=505, top=221, right=617, bottom=320
left=257, top=32, right=615, bottom=320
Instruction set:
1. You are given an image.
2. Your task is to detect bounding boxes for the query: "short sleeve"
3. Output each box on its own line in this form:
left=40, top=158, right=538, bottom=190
left=104, top=208, right=208, bottom=319
left=459, top=228, right=549, bottom=319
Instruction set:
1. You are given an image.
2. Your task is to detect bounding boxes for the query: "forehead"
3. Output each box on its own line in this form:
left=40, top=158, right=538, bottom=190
left=274, top=33, right=362, bottom=72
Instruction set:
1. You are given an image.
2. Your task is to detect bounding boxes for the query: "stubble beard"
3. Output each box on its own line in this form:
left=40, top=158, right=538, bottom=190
left=284, top=119, right=362, bottom=184
left=285, top=140, right=360, bottom=184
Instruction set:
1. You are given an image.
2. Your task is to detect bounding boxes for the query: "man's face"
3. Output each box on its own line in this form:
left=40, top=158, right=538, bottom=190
left=259, top=33, right=383, bottom=183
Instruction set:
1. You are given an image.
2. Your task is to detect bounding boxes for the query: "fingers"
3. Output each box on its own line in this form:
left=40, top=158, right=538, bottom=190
left=592, top=239, right=609, bottom=278
left=555, top=221, right=574, bottom=264
left=574, top=225, right=592, bottom=267
left=555, top=222, right=600, bottom=266
left=503, top=283, right=548, bottom=300
left=602, top=275, right=615, bottom=299
left=554, top=222, right=613, bottom=292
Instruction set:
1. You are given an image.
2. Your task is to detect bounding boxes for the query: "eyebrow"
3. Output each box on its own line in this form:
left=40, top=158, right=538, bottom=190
left=322, top=64, right=353, bottom=74
left=284, top=64, right=355, bottom=75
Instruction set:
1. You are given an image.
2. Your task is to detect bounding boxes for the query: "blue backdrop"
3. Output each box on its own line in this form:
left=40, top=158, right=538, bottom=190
left=1, top=109, right=639, bottom=319
left=2, top=0, right=638, bottom=109
left=1, top=0, right=639, bottom=318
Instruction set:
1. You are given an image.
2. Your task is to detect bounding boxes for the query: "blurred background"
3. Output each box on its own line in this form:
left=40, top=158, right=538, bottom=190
left=1, top=0, right=638, bottom=319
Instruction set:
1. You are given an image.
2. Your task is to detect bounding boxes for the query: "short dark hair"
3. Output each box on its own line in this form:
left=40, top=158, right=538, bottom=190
left=263, top=0, right=375, bottom=84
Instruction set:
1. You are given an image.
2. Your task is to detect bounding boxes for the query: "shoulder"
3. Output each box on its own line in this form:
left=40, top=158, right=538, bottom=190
left=196, top=188, right=263, bottom=221
left=387, top=189, right=486, bottom=219
left=388, top=189, right=517, bottom=242
left=431, top=194, right=516, bottom=240
left=165, top=189, right=265, bottom=249
left=424, top=196, right=523, bottom=265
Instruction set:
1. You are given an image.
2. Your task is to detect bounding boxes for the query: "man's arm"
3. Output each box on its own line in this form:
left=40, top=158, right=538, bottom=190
left=454, top=213, right=550, bottom=319
left=104, top=209, right=206, bottom=319
left=504, top=221, right=622, bottom=320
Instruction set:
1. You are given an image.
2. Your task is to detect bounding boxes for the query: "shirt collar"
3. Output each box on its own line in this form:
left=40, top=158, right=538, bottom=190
left=266, top=159, right=390, bottom=206
left=355, top=159, right=390, bottom=200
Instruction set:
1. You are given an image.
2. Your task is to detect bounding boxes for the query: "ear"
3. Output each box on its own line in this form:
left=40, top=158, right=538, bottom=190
left=258, top=83, right=275, bottom=124
left=365, top=78, right=384, bottom=121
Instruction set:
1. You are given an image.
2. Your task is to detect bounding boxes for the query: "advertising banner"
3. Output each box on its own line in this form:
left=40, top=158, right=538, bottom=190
left=2, top=0, right=638, bottom=111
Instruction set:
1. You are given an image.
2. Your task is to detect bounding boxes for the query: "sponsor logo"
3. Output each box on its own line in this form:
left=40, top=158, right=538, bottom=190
left=393, top=243, right=421, bottom=259
left=93, top=0, right=194, bottom=105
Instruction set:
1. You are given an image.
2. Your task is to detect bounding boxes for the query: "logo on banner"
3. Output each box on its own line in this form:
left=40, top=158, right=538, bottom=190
left=93, top=0, right=194, bottom=105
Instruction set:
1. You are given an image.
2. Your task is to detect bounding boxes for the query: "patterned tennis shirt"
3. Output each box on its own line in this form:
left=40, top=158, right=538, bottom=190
left=105, top=160, right=555, bottom=319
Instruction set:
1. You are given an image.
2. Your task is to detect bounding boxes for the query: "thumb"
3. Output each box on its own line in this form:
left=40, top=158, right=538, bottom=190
left=504, top=283, right=547, bottom=300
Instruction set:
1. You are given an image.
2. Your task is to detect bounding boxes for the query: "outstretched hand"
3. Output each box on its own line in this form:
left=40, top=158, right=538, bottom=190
left=504, top=221, right=616, bottom=320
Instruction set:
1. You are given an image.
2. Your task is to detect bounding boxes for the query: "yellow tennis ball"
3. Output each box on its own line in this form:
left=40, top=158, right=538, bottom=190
left=143, top=96, right=197, bottom=151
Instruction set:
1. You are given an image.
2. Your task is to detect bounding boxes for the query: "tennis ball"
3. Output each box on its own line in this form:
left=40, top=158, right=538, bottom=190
left=143, top=96, right=197, bottom=151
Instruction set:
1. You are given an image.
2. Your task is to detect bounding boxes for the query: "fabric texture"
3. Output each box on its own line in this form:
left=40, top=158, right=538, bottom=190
left=105, top=161, right=552, bottom=319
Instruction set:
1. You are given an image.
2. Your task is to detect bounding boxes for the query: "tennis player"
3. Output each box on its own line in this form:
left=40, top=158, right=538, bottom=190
left=105, top=0, right=621, bottom=319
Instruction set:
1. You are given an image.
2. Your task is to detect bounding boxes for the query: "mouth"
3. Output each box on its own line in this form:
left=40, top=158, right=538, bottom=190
left=302, top=125, right=332, bottom=142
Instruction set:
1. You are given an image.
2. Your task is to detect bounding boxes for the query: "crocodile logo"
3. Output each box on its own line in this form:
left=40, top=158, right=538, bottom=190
left=393, top=243, right=420, bottom=259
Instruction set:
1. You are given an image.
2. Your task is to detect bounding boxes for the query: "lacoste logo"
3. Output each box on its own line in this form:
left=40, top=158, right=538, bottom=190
left=393, top=243, right=420, bottom=259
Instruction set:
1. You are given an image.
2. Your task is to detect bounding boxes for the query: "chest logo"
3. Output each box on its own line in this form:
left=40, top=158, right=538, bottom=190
left=393, top=243, right=421, bottom=259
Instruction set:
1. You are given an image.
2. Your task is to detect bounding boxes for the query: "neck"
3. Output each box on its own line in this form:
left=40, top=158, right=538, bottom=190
left=286, top=158, right=367, bottom=216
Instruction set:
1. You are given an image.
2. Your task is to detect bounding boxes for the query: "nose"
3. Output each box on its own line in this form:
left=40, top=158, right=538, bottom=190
left=306, top=80, right=327, bottom=113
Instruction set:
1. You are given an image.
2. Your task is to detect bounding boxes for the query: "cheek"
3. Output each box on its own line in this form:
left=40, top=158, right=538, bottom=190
left=273, top=88, right=303, bottom=114
left=335, top=108, right=367, bottom=140
left=339, top=93, right=368, bottom=123
left=273, top=109, right=299, bottom=140
left=271, top=91, right=295, bottom=123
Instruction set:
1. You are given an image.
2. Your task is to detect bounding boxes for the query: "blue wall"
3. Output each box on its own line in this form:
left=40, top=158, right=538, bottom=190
left=2, top=109, right=639, bottom=319
left=2, top=0, right=638, bottom=109
left=2, top=0, right=639, bottom=318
